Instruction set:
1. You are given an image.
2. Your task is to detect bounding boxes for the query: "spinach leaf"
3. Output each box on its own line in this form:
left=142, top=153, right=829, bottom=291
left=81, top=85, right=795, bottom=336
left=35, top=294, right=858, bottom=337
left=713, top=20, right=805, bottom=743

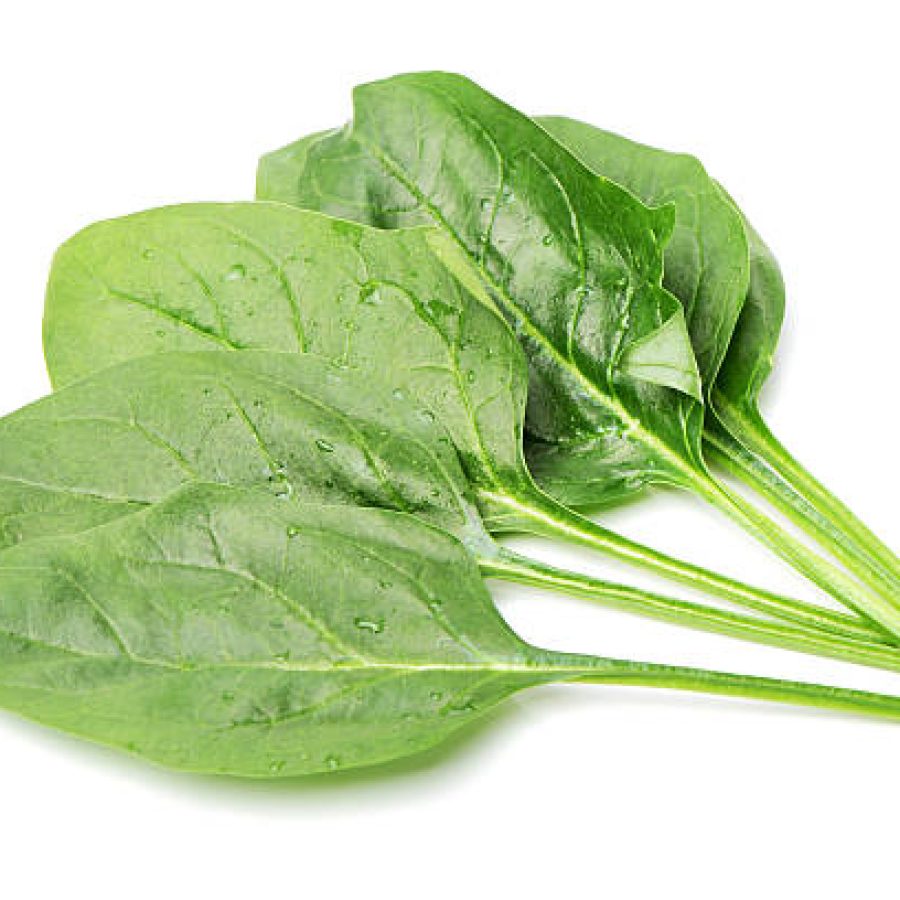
left=252, top=73, right=900, bottom=636
left=2, top=482, right=897, bottom=777
left=256, top=73, right=708, bottom=502
left=0, top=483, right=575, bottom=776
left=43, top=202, right=880, bottom=644
left=11, top=349, right=888, bottom=662
left=0, top=350, right=491, bottom=555
left=538, top=118, right=899, bottom=596
left=536, top=116, right=750, bottom=392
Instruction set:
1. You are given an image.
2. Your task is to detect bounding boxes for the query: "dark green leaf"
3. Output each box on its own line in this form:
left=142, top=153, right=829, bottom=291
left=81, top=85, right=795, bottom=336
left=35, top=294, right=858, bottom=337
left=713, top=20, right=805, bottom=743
left=256, top=73, right=710, bottom=504
left=535, top=117, right=750, bottom=390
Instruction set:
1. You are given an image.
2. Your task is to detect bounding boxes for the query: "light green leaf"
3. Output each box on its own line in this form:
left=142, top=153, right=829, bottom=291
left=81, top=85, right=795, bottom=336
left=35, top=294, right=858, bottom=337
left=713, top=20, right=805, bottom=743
left=0, top=484, right=586, bottom=776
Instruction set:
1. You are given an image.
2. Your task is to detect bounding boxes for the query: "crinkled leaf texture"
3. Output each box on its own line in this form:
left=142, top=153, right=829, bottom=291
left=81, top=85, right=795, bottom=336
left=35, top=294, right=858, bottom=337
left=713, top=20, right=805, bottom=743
left=0, top=484, right=589, bottom=776
left=0, top=351, right=495, bottom=557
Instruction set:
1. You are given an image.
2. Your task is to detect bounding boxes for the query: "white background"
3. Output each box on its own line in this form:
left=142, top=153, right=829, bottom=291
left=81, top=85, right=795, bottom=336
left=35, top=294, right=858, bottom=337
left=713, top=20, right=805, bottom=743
left=1, top=2, right=898, bottom=897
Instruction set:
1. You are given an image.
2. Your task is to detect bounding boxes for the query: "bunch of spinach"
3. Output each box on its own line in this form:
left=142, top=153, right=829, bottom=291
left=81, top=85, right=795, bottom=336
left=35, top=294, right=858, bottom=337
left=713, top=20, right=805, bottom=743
left=255, top=71, right=899, bottom=637
left=3, top=350, right=893, bottom=670
left=5, top=483, right=898, bottom=778
left=532, top=116, right=899, bottom=604
left=40, top=203, right=878, bottom=649
left=0, top=71, right=897, bottom=778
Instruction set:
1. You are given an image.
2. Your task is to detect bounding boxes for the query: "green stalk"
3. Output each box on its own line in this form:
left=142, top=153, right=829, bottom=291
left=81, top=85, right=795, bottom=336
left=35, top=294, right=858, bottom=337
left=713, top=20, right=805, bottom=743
left=714, top=398, right=900, bottom=582
left=705, top=423, right=899, bottom=601
left=578, top=659, right=900, bottom=721
left=692, top=473, right=900, bottom=642
left=484, top=550, right=900, bottom=672
left=480, top=489, right=886, bottom=645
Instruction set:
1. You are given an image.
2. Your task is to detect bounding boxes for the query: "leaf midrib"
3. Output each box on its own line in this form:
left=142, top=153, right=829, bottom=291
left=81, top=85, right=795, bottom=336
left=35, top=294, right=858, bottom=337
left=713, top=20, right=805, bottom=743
left=354, top=131, right=705, bottom=492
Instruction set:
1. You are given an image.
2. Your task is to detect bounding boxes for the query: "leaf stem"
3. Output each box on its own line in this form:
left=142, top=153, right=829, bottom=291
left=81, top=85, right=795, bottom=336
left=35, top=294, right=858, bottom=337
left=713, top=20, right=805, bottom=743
left=691, top=471, right=900, bottom=642
left=481, top=488, right=886, bottom=644
left=712, top=397, right=900, bottom=583
left=484, top=550, right=900, bottom=672
left=705, top=421, right=899, bottom=601
left=577, top=658, right=900, bottom=721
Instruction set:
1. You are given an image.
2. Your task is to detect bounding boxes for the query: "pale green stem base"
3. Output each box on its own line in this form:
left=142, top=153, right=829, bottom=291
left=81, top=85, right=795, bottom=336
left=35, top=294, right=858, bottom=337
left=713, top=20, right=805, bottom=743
left=713, top=398, right=900, bottom=584
left=692, top=471, right=900, bottom=644
left=705, top=423, right=899, bottom=602
left=579, top=659, right=900, bottom=721
left=482, top=488, right=885, bottom=645
left=486, top=550, right=900, bottom=673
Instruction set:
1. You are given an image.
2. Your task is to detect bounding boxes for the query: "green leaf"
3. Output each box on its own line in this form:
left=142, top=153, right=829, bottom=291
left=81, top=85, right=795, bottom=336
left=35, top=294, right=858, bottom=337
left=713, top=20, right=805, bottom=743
left=536, top=117, right=751, bottom=391
left=0, top=351, right=493, bottom=557
left=708, top=195, right=786, bottom=414
left=250, top=75, right=900, bottom=635
left=256, top=72, right=708, bottom=502
left=0, top=483, right=584, bottom=776
left=526, top=124, right=780, bottom=419
left=5, top=483, right=898, bottom=776
left=43, top=199, right=688, bottom=527
left=41, top=196, right=886, bottom=636
left=43, top=203, right=535, bottom=499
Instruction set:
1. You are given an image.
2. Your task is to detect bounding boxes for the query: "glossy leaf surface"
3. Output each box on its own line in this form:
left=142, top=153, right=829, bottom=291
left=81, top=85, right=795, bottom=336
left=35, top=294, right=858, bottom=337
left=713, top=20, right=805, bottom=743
left=256, top=73, right=710, bottom=502
left=43, top=200, right=690, bottom=519
left=0, top=484, right=579, bottom=776
left=0, top=351, right=492, bottom=555
left=536, top=117, right=750, bottom=390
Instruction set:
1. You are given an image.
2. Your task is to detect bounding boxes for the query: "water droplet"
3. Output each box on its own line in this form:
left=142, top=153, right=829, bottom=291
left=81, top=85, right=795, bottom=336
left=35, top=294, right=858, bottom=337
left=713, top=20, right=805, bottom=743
left=358, top=283, right=380, bottom=305
left=419, top=409, right=436, bottom=423
left=325, top=755, right=341, bottom=771
left=155, top=329, right=167, bottom=338
left=465, top=370, right=477, bottom=384
left=315, top=439, right=335, bottom=453
left=221, top=690, right=236, bottom=702
left=354, top=616, right=385, bottom=634
left=441, top=697, right=477, bottom=715
left=225, top=264, right=247, bottom=282
left=541, top=234, right=554, bottom=246
left=479, top=197, right=492, bottom=212
left=429, top=691, right=443, bottom=702
left=392, top=388, right=406, bottom=402
left=286, top=526, right=301, bottom=538
left=269, top=760, right=286, bottom=774
left=141, top=248, right=156, bottom=260
left=273, top=650, right=292, bottom=662
left=378, top=580, right=392, bottom=590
